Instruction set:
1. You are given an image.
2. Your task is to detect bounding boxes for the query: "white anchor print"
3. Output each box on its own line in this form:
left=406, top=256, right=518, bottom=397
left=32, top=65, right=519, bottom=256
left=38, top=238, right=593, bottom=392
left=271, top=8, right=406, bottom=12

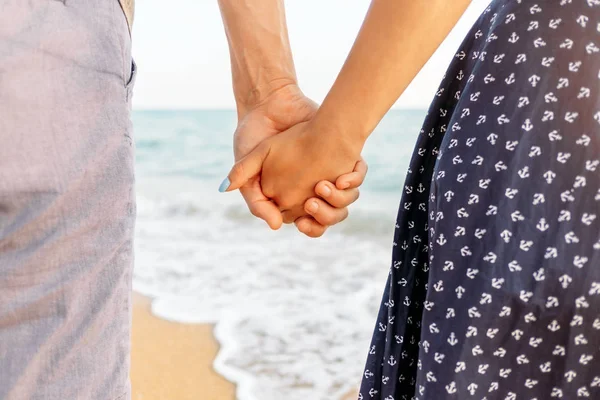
left=360, top=2, right=600, bottom=399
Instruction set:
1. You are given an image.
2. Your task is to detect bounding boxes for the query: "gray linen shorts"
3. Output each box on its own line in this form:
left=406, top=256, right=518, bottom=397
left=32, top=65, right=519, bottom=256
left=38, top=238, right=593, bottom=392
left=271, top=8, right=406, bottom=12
left=0, top=1, right=136, bottom=399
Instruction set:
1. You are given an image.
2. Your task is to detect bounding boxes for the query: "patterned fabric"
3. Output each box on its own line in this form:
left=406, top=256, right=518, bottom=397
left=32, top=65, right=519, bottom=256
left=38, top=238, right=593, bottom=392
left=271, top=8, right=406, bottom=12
left=359, top=1, right=600, bottom=399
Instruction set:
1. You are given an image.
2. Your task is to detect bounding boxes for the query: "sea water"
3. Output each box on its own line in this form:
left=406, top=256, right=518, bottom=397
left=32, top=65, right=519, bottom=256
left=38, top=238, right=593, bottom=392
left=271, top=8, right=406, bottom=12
left=132, top=109, right=426, bottom=400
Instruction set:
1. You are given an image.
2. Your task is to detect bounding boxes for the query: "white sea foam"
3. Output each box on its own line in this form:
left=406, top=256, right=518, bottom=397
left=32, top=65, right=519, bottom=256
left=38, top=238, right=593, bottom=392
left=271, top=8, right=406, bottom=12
left=131, top=108, right=423, bottom=399
left=133, top=177, right=394, bottom=400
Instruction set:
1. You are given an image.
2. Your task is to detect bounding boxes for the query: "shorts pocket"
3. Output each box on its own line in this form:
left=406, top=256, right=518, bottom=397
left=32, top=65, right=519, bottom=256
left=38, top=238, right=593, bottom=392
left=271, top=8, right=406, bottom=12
left=126, top=59, right=137, bottom=101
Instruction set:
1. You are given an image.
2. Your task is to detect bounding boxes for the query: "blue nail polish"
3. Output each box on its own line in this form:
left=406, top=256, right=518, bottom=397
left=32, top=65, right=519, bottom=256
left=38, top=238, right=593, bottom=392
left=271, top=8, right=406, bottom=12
left=218, top=177, right=231, bottom=193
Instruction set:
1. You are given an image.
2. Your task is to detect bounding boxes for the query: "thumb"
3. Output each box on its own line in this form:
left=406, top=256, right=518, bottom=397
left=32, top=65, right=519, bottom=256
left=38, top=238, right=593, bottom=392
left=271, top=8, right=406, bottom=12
left=219, top=142, right=271, bottom=192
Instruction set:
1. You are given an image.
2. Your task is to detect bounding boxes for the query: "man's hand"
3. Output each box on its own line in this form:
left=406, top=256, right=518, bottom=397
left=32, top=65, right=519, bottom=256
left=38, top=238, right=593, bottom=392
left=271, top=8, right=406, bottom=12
left=229, top=84, right=366, bottom=235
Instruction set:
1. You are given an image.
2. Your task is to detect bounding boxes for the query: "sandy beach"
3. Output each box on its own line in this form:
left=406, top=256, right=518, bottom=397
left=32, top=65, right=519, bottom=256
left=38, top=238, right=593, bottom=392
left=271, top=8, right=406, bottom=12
left=131, top=293, right=236, bottom=400
left=131, top=292, right=359, bottom=400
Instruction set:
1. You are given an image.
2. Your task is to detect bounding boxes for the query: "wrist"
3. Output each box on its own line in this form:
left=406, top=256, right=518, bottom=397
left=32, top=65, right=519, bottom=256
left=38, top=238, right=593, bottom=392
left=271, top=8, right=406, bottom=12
left=234, top=76, right=298, bottom=119
left=305, top=120, right=364, bottom=172
left=309, top=109, right=367, bottom=159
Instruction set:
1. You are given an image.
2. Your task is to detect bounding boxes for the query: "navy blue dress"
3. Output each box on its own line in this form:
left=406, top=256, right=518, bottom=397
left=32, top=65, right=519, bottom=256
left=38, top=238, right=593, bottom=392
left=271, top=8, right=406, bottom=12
left=359, top=1, right=600, bottom=399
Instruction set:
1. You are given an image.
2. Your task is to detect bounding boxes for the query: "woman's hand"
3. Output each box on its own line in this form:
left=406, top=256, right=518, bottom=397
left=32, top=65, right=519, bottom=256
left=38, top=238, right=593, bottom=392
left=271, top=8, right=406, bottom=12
left=226, top=118, right=363, bottom=231
left=229, top=84, right=314, bottom=230
left=296, top=159, right=367, bottom=237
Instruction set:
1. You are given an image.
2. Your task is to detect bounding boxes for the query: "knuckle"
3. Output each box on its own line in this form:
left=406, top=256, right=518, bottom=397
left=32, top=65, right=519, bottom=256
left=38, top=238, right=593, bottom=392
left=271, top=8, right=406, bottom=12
left=248, top=205, right=263, bottom=219
left=331, top=192, right=348, bottom=208
left=318, top=212, right=336, bottom=226
left=340, top=209, right=349, bottom=222
left=296, top=220, right=311, bottom=234
left=309, top=228, right=326, bottom=238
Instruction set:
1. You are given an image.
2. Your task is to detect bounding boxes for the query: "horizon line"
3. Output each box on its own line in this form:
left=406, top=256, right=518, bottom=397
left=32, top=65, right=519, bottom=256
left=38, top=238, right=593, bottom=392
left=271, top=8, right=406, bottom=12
left=132, top=106, right=429, bottom=112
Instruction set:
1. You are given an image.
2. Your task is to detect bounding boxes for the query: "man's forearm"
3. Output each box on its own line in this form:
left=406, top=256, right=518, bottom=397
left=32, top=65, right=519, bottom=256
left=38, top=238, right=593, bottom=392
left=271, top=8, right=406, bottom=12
left=218, top=0, right=297, bottom=117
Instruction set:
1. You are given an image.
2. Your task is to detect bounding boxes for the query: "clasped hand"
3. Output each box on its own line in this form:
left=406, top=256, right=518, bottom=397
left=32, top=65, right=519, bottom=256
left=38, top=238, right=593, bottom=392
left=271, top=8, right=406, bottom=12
left=221, top=85, right=365, bottom=237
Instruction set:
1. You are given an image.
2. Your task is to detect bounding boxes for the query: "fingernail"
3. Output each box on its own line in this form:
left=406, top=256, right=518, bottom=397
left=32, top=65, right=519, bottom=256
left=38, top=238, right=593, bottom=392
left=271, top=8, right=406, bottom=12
left=218, top=177, right=231, bottom=193
left=320, top=184, right=332, bottom=197
left=340, top=182, right=350, bottom=189
left=307, top=201, right=319, bottom=213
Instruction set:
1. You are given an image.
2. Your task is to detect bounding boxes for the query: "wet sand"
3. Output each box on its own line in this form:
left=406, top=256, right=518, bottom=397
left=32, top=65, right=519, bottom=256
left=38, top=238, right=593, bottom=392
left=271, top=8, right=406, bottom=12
left=131, top=293, right=236, bottom=400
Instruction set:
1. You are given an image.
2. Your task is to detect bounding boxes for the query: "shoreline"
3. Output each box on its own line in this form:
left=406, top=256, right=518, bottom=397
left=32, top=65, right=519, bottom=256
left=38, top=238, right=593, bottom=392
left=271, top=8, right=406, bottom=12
left=131, top=292, right=236, bottom=400
left=132, top=292, right=359, bottom=400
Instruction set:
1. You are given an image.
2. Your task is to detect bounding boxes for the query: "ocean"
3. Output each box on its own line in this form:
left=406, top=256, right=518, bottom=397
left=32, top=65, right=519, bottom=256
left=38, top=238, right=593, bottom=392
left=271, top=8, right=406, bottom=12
left=132, top=109, right=427, bottom=400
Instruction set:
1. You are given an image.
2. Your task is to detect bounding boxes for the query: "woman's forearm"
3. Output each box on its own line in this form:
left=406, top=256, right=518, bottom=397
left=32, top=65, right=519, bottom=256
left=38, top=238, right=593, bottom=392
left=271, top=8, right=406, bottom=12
left=218, top=0, right=297, bottom=117
left=313, top=0, right=472, bottom=153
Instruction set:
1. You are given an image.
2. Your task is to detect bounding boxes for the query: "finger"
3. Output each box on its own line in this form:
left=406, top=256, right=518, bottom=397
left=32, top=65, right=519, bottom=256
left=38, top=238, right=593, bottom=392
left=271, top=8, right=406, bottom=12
left=221, top=142, right=271, bottom=192
left=335, top=159, right=368, bottom=190
left=240, top=180, right=282, bottom=230
left=313, top=181, right=360, bottom=208
left=304, top=198, right=349, bottom=226
left=294, top=216, right=327, bottom=238
left=281, top=205, right=306, bottom=225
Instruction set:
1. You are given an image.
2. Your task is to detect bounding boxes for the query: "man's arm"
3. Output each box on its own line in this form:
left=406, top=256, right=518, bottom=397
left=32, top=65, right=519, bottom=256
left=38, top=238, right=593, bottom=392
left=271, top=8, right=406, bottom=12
left=218, top=0, right=297, bottom=119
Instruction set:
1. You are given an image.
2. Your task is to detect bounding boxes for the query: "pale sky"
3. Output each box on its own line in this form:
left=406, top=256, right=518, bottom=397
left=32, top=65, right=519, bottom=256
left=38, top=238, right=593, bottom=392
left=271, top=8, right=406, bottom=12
left=132, top=0, right=491, bottom=109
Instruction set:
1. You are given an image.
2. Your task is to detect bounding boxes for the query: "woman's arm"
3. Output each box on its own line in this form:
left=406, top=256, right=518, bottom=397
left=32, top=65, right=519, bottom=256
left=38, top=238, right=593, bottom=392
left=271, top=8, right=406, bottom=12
left=315, top=0, right=472, bottom=153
